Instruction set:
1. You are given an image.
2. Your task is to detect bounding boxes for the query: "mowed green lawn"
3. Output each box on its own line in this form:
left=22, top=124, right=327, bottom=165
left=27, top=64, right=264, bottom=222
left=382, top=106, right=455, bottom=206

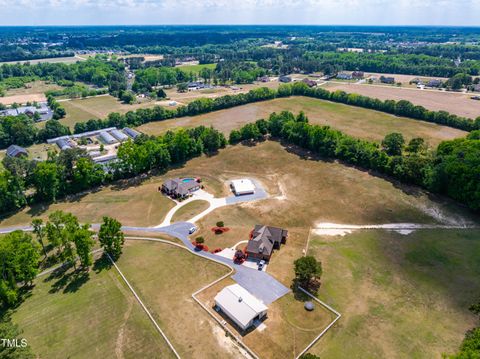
left=308, top=229, right=480, bottom=358
left=116, top=240, right=239, bottom=358
left=11, top=257, right=176, bottom=359
left=137, top=96, right=467, bottom=146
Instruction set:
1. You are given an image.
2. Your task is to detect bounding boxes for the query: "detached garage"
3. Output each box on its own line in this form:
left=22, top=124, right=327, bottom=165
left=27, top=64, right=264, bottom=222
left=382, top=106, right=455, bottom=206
left=231, top=179, right=255, bottom=196
left=214, top=284, right=267, bottom=331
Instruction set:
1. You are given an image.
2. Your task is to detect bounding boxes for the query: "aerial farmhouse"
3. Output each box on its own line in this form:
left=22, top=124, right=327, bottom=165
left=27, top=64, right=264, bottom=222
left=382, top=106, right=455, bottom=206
left=162, top=178, right=201, bottom=199
left=246, top=225, right=288, bottom=261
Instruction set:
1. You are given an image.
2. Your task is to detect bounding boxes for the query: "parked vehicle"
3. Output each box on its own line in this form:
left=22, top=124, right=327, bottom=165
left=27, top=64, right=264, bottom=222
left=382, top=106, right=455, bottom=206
left=188, top=226, right=197, bottom=234
left=258, top=260, right=266, bottom=270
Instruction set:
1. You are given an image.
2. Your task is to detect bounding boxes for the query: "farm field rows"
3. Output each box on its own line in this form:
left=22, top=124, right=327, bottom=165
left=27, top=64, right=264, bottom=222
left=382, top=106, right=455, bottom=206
left=323, top=81, right=480, bottom=119
left=137, top=96, right=467, bottom=146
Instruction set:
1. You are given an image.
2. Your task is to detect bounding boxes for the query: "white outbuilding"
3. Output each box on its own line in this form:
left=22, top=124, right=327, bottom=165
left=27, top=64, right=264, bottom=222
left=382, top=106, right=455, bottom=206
left=214, top=284, right=267, bottom=331
left=231, top=179, right=255, bottom=196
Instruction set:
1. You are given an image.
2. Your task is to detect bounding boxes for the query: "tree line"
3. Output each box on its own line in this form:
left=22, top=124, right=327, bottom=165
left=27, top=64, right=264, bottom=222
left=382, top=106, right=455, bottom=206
left=73, top=83, right=480, bottom=138
left=0, top=125, right=226, bottom=214
left=0, top=212, right=124, bottom=308
left=0, top=57, right=126, bottom=96
left=0, top=212, right=125, bottom=358
left=230, top=111, right=480, bottom=211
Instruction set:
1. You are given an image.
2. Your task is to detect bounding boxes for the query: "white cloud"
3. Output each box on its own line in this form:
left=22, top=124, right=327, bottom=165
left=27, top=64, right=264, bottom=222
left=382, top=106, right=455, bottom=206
left=0, top=0, right=479, bottom=25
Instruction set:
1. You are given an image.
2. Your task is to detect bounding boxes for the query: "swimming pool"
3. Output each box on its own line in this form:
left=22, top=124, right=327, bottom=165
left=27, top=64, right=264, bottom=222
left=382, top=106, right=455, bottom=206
left=182, top=178, right=195, bottom=183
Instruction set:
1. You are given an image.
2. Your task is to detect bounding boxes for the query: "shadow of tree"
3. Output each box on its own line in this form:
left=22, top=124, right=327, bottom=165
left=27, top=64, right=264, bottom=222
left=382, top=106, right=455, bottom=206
left=93, top=255, right=113, bottom=273
left=44, top=264, right=90, bottom=294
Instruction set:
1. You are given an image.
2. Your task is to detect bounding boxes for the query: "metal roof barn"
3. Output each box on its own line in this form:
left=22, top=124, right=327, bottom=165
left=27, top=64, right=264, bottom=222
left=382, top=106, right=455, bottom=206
left=98, top=131, right=117, bottom=144
left=123, top=127, right=141, bottom=139
left=231, top=179, right=256, bottom=196
left=110, top=129, right=129, bottom=142
left=214, top=284, right=267, bottom=331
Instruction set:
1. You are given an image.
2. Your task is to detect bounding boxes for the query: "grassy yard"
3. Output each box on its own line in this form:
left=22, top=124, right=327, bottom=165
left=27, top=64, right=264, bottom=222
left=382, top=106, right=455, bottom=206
left=176, top=63, right=216, bottom=73
left=137, top=96, right=466, bottom=146
left=11, top=256, right=175, bottom=359
left=171, top=199, right=210, bottom=223
left=307, top=229, right=480, bottom=358
left=116, top=240, right=242, bottom=358
left=4, top=80, right=63, bottom=97
left=0, top=177, right=175, bottom=227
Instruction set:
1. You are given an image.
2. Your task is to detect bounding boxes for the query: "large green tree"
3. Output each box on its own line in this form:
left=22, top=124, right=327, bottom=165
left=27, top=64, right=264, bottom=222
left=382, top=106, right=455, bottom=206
left=0, top=231, right=40, bottom=306
left=382, top=132, right=405, bottom=156
left=293, top=256, right=322, bottom=290
left=98, top=217, right=124, bottom=260
left=73, top=225, right=95, bottom=269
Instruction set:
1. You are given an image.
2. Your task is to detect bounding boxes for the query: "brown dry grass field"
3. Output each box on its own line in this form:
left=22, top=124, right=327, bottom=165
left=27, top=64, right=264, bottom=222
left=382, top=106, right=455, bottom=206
left=116, top=240, right=242, bottom=358
left=0, top=56, right=83, bottom=65
left=0, top=81, right=63, bottom=105
left=363, top=72, right=449, bottom=85
left=4, top=141, right=480, bottom=358
left=324, top=81, right=479, bottom=119
left=0, top=176, right=176, bottom=228
left=171, top=199, right=210, bottom=223
left=162, top=80, right=280, bottom=105
left=11, top=254, right=176, bottom=359
left=60, top=95, right=172, bottom=129
left=137, top=96, right=467, bottom=147
left=308, top=229, right=480, bottom=358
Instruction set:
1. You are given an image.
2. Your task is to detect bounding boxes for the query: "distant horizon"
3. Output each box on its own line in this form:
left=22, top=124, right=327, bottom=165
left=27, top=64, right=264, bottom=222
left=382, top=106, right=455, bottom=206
left=1, top=1, right=479, bottom=27
left=1, top=24, right=480, bottom=28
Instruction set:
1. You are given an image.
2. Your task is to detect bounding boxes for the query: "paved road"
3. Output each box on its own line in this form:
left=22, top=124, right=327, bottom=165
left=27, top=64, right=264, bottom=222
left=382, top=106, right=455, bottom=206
left=128, top=222, right=289, bottom=305
left=0, top=179, right=289, bottom=305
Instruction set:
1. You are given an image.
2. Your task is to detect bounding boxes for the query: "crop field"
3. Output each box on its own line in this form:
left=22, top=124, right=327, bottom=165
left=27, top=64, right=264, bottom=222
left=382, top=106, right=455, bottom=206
left=116, top=240, right=240, bottom=358
left=11, top=255, right=175, bottom=359
left=138, top=96, right=467, bottom=146
left=307, top=229, right=480, bottom=358
left=324, top=82, right=479, bottom=119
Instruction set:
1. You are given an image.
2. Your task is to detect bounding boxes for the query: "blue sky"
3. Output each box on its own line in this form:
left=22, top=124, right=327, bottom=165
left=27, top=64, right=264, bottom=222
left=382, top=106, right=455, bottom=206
left=1, top=0, right=479, bottom=26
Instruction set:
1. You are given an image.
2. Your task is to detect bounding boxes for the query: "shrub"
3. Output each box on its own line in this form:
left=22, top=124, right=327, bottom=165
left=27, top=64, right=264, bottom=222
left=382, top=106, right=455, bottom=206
left=216, top=221, right=224, bottom=227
